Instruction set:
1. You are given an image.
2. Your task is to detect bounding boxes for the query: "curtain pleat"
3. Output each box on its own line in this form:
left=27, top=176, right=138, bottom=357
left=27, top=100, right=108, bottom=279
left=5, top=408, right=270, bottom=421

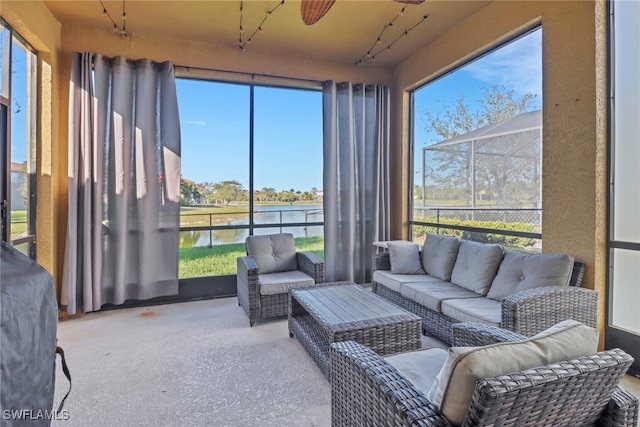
left=322, top=81, right=390, bottom=283
left=62, top=52, right=180, bottom=314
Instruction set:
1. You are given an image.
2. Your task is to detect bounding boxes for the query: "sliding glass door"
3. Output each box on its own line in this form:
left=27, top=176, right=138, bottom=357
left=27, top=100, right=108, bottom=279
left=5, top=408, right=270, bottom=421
left=0, top=19, right=37, bottom=258
left=608, top=0, right=640, bottom=375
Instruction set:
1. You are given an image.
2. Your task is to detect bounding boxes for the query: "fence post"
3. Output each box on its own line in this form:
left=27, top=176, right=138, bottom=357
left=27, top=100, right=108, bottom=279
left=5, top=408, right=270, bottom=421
left=209, top=214, right=213, bottom=247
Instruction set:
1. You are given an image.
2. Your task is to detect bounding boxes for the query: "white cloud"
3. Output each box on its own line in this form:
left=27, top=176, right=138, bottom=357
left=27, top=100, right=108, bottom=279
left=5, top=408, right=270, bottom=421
left=186, top=120, right=207, bottom=126
left=464, top=30, right=542, bottom=97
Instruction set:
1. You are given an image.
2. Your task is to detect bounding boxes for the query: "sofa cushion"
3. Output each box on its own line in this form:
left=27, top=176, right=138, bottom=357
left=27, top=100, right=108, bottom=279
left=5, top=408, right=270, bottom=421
left=487, top=251, right=575, bottom=301
left=384, top=348, right=449, bottom=396
left=440, top=297, right=502, bottom=326
left=401, top=282, right=482, bottom=312
left=372, top=270, right=437, bottom=293
left=388, top=241, right=425, bottom=275
left=258, top=270, right=315, bottom=295
left=427, top=320, right=598, bottom=426
left=421, top=233, right=461, bottom=281
left=246, top=233, right=297, bottom=274
left=450, top=240, right=504, bottom=295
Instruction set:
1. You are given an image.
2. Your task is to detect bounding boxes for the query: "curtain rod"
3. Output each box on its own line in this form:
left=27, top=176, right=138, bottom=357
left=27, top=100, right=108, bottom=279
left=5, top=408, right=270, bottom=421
left=174, top=64, right=324, bottom=87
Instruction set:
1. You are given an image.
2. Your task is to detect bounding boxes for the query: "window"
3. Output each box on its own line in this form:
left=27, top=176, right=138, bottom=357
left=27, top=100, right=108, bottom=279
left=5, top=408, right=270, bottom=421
left=410, top=28, right=542, bottom=252
left=0, top=19, right=37, bottom=258
left=176, top=79, right=323, bottom=279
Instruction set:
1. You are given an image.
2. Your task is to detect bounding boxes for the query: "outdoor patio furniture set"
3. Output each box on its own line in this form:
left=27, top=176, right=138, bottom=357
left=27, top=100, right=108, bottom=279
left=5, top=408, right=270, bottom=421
left=372, top=233, right=597, bottom=344
left=236, top=233, right=638, bottom=426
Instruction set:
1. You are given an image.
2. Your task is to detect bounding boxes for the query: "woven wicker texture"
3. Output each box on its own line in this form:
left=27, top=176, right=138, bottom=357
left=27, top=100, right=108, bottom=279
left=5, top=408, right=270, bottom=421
left=237, top=251, right=324, bottom=326
left=372, top=250, right=596, bottom=344
left=289, top=282, right=421, bottom=377
left=330, top=323, right=639, bottom=426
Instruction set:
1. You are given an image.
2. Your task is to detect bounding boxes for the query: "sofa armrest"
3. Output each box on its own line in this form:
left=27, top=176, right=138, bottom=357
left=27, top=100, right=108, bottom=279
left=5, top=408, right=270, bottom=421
left=297, top=251, right=324, bottom=283
left=600, top=386, right=640, bottom=427
left=330, top=341, right=451, bottom=427
left=501, top=286, right=599, bottom=337
left=372, top=251, right=391, bottom=273
left=451, top=322, right=526, bottom=347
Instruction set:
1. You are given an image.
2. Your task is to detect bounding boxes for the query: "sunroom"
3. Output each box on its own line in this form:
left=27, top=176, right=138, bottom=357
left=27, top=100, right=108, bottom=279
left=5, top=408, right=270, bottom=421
left=1, top=0, right=639, bottom=424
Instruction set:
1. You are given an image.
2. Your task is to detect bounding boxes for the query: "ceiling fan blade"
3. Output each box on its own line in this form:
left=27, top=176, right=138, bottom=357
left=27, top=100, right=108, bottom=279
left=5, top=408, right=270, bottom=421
left=300, top=0, right=336, bottom=25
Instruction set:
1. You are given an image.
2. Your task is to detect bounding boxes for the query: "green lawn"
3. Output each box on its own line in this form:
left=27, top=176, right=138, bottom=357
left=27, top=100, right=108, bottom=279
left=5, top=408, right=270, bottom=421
left=179, top=235, right=324, bottom=278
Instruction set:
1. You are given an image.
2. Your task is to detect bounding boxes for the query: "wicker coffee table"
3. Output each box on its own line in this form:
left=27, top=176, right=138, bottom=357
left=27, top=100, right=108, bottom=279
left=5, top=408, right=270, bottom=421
left=288, top=281, right=422, bottom=377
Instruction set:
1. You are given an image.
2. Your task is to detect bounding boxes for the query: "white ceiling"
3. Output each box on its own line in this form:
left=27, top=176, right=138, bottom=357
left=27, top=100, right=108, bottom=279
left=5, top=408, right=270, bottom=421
left=42, top=0, right=491, bottom=67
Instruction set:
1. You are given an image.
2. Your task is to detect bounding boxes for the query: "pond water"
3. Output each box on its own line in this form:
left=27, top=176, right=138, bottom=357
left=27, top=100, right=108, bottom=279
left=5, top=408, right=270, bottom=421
left=180, top=204, right=325, bottom=248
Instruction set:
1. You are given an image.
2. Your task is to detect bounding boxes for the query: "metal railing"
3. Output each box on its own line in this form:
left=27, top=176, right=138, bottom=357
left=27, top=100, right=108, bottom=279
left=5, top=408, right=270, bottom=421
left=411, top=207, right=542, bottom=240
left=179, top=208, right=324, bottom=248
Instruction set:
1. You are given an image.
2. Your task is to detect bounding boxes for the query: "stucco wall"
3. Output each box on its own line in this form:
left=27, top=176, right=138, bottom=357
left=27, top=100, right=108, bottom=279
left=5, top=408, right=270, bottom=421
left=392, top=1, right=606, bottom=338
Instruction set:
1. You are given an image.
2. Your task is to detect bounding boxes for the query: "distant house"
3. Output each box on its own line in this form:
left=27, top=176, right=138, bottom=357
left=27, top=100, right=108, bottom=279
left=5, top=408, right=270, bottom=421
left=316, top=190, right=323, bottom=201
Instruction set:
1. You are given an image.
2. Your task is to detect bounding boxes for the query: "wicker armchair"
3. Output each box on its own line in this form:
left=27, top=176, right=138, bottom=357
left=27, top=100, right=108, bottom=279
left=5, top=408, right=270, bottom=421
left=237, top=233, right=324, bottom=326
left=330, top=322, right=638, bottom=427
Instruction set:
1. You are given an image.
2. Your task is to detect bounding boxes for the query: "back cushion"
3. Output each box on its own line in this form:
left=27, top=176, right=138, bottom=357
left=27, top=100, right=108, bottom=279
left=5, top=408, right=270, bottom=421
left=427, top=320, right=598, bottom=426
left=487, top=251, right=575, bottom=301
left=450, top=240, right=504, bottom=295
left=246, top=233, right=297, bottom=274
left=420, top=233, right=461, bottom=281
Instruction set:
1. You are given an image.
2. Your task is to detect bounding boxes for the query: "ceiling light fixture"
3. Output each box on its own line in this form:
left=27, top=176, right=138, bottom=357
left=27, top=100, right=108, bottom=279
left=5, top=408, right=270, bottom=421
left=355, top=5, right=428, bottom=66
left=98, top=0, right=130, bottom=39
left=239, top=0, right=285, bottom=51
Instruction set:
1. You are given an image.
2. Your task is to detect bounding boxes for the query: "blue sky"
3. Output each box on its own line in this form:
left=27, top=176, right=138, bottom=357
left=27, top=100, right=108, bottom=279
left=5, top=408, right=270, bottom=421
left=177, top=29, right=541, bottom=193
left=176, top=80, right=323, bottom=192
left=414, top=28, right=542, bottom=149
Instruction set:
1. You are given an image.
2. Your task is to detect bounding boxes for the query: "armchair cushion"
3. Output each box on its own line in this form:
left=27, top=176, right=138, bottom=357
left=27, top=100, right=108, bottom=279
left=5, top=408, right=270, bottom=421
left=258, top=270, right=315, bottom=296
left=427, top=319, right=599, bottom=425
left=450, top=240, right=504, bottom=296
left=421, top=233, right=461, bottom=281
left=384, top=347, right=448, bottom=395
left=487, top=251, right=575, bottom=301
left=388, top=241, right=425, bottom=275
left=246, top=233, right=297, bottom=274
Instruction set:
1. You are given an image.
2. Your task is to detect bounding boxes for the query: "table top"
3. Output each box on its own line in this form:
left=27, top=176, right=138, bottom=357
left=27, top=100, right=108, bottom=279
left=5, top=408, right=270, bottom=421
left=291, top=282, right=419, bottom=330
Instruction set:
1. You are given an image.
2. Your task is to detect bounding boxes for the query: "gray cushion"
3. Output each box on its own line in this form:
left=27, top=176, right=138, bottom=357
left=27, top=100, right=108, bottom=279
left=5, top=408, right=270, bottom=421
left=487, top=251, right=575, bottom=301
left=421, top=233, right=461, bottom=281
left=388, top=241, right=425, bottom=275
left=246, top=233, right=297, bottom=274
left=401, top=282, right=481, bottom=312
left=426, top=320, right=598, bottom=426
left=440, top=297, right=502, bottom=326
left=450, top=240, right=504, bottom=295
left=373, top=270, right=439, bottom=293
left=384, top=347, right=448, bottom=396
left=258, top=270, right=315, bottom=295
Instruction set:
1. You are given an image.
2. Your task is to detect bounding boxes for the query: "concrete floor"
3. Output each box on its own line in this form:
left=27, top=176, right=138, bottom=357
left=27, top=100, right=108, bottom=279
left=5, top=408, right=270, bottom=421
left=53, top=296, right=640, bottom=427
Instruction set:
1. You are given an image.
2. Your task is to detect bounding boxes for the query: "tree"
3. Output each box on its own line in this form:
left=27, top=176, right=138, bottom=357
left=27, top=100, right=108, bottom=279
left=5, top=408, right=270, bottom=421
left=422, top=84, right=538, bottom=207
left=213, top=180, right=244, bottom=205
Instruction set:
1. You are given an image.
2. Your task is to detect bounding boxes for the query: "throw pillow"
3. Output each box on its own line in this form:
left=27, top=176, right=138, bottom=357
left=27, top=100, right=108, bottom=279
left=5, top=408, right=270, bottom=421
left=388, top=241, right=425, bottom=275
left=420, top=233, right=461, bottom=281
left=486, top=251, right=575, bottom=301
left=450, top=240, right=504, bottom=295
left=426, top=319, right=598, bottom=426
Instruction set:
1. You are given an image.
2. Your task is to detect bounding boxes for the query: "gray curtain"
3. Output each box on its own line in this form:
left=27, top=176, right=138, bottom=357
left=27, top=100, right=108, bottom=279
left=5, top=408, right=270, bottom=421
left=62, top=52, right=181, bottom=314
left=322, top=81, right=391, bottom=283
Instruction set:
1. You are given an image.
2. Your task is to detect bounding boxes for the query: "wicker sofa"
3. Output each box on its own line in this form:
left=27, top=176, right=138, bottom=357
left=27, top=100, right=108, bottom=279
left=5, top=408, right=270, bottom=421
left=330, top=321, right=639, bottom=427
left=372, top=234, right=597, bottom=344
